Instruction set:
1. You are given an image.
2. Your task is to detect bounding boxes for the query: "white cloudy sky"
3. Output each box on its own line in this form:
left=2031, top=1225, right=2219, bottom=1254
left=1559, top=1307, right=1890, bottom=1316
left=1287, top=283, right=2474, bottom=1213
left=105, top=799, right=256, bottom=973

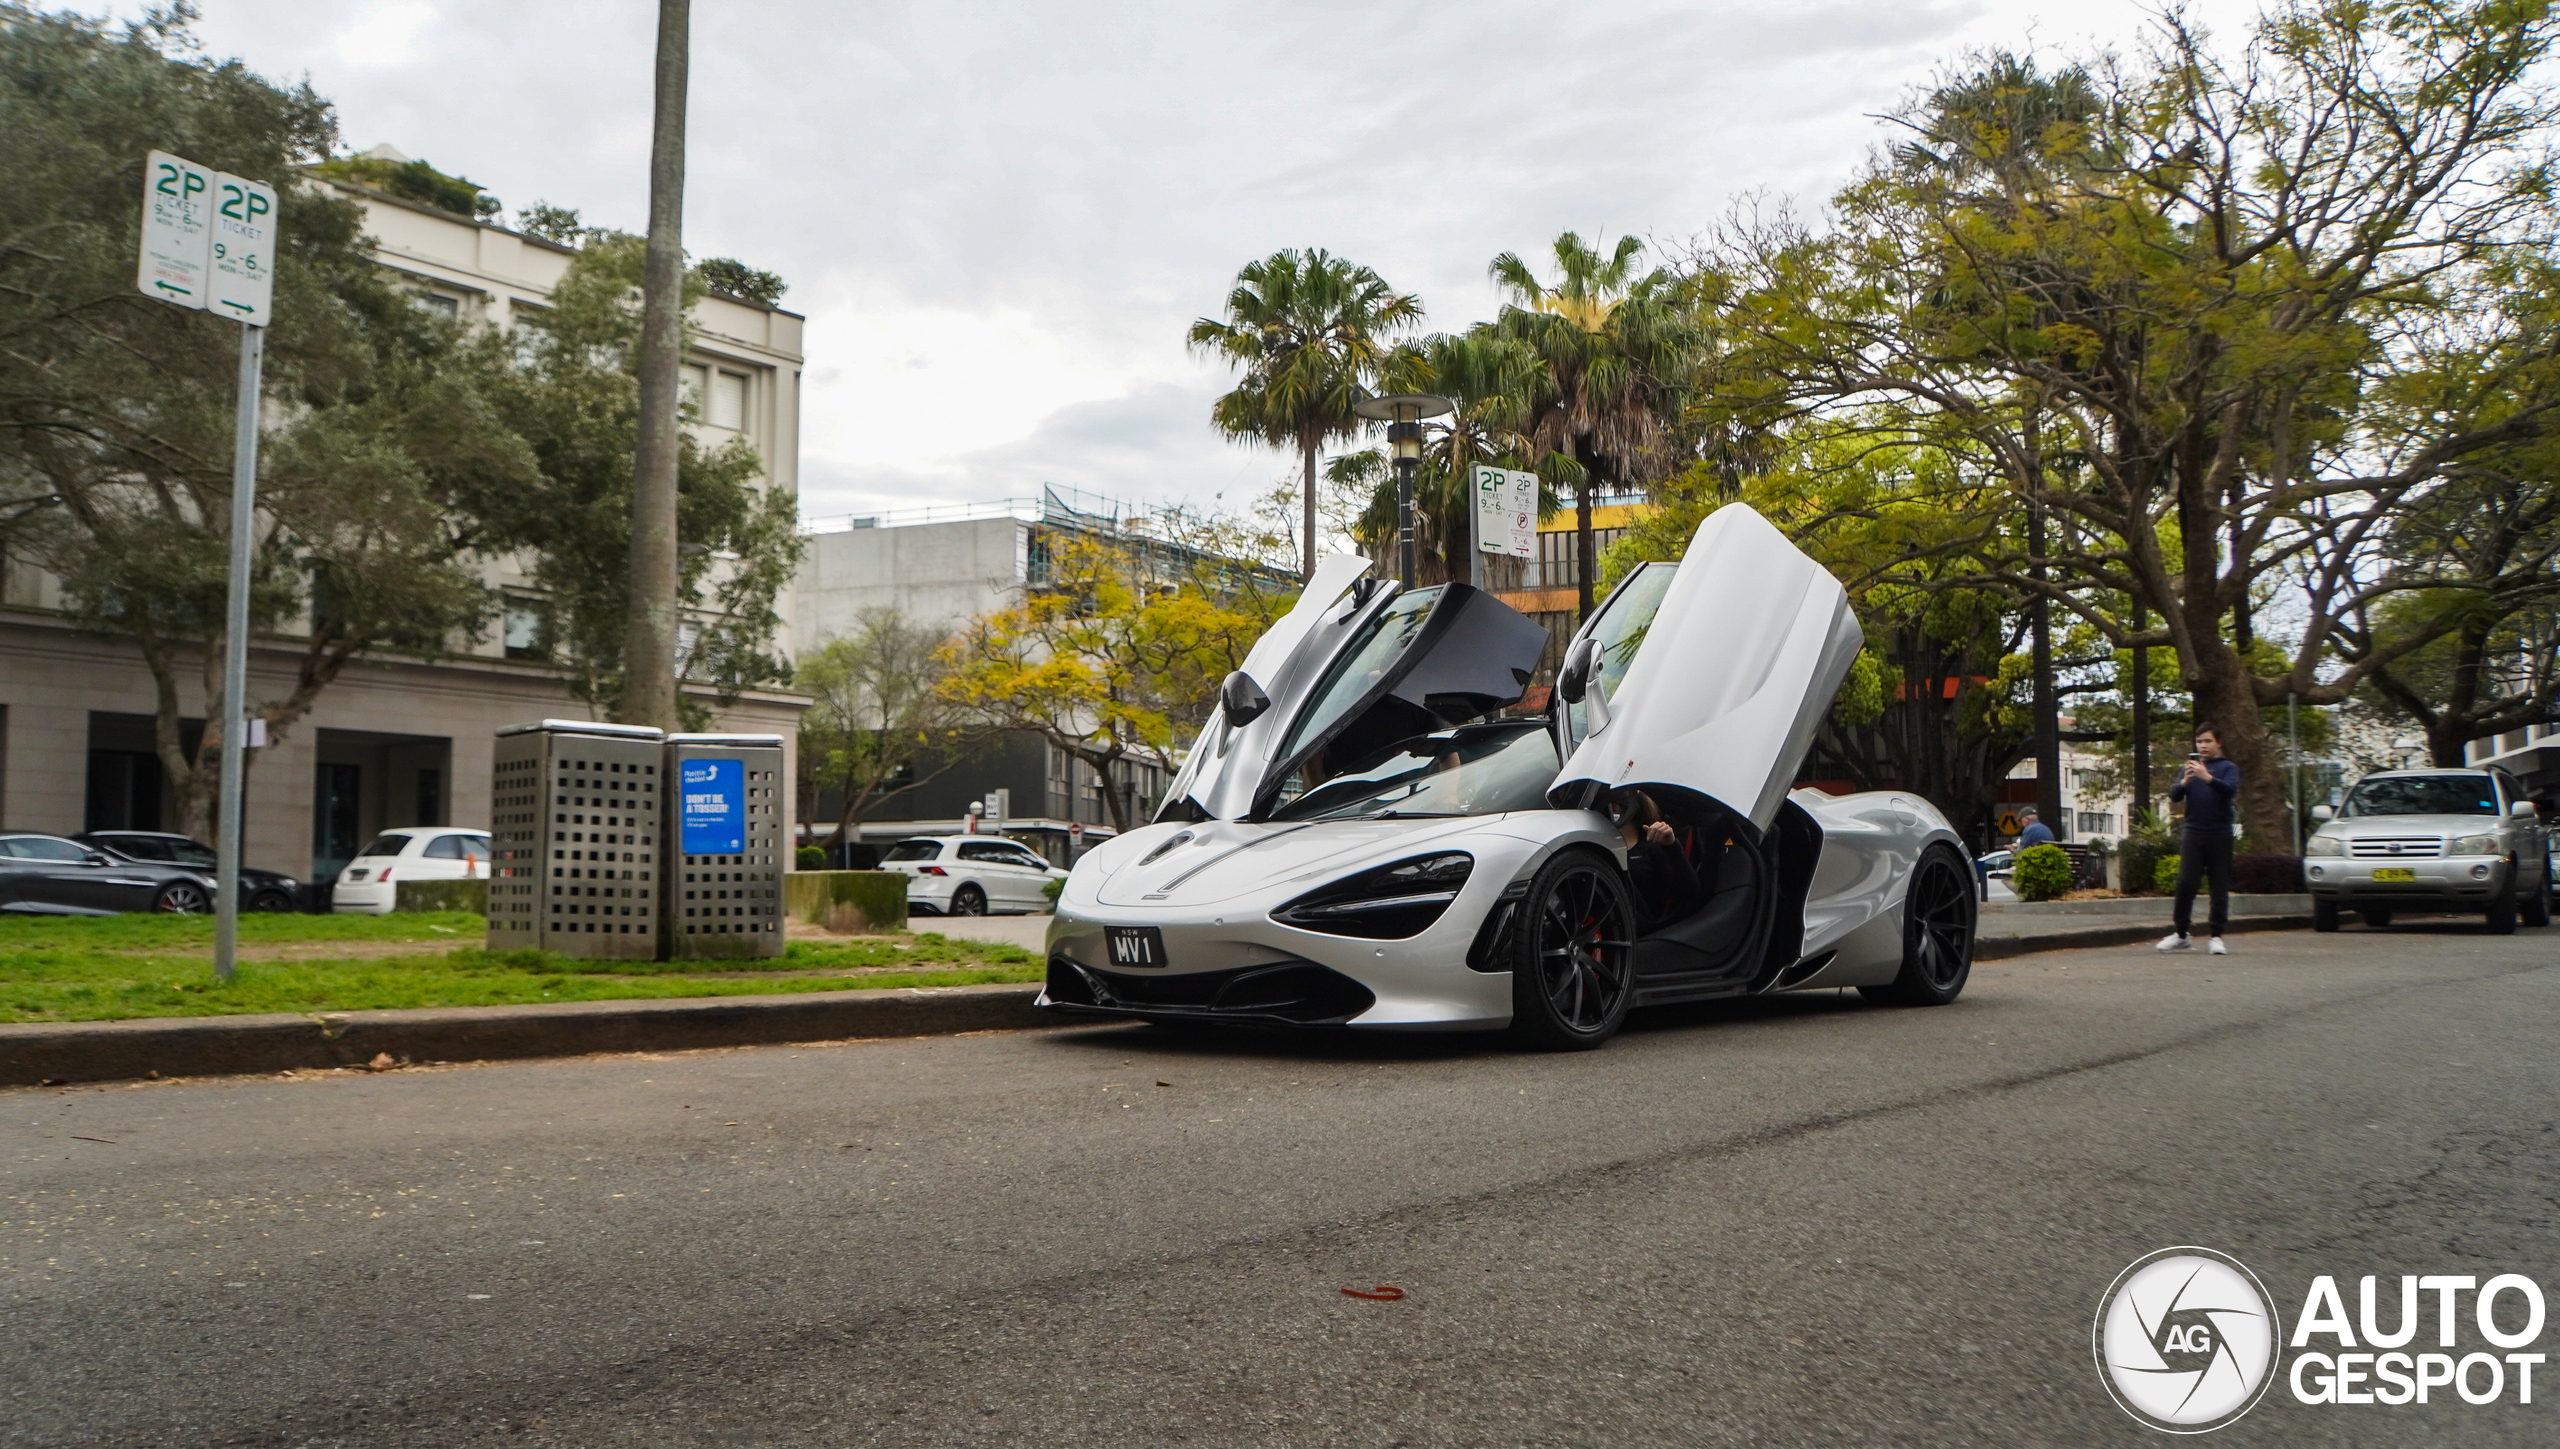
left=151, top=0, right=2259, bottom=523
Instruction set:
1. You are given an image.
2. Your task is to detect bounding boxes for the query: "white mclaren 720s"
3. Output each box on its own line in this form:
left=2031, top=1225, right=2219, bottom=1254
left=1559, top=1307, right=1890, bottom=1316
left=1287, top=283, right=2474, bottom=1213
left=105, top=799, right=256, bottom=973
left=1039, top=504, right=1978, bottom=1049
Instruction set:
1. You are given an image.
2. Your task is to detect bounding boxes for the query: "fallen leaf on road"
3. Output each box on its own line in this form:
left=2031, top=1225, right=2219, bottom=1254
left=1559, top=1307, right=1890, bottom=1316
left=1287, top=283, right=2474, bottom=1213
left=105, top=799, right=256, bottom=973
left=1155, top=1080, right=1171, bottom=1088
left=366, top=1053, right=396, bottom=1072
left=70, top=1135, right=114, bottom=1144
left=1340, top=1286, right=1405, bottom=1301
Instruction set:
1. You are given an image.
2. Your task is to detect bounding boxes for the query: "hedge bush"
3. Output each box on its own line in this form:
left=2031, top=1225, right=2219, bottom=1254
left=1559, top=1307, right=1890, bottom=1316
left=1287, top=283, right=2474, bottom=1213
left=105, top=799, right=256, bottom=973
left=2146, top=847, right=2304, bottom=895
left=796, top=845, right=826, bottom=870
left=2012, top=843, right=2073, bottom=900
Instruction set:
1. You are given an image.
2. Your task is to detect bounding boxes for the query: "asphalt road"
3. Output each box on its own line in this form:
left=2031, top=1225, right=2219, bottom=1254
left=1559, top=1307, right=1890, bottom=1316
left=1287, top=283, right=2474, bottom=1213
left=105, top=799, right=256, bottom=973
left=6, top=925, right=2557, bottom=1447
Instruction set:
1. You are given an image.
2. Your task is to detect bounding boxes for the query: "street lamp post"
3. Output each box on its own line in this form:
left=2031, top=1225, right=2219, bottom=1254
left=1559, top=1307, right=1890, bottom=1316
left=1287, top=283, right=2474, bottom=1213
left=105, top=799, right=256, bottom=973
left=1353, top=394, right=1453, bottom=589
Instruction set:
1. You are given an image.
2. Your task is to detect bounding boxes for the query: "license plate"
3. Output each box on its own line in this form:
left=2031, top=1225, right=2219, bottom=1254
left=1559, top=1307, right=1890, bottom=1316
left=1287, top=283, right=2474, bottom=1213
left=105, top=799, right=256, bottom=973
left=2372, top=867, right=2417, bottom=883
left=1104, top=925, right=1166, bottom=968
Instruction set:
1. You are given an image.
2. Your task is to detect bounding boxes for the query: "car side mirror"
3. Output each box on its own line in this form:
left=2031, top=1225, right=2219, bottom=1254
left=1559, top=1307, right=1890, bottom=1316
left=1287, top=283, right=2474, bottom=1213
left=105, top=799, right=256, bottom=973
left=2310, top=805, right=2333, bottom=823
left=1219, top=671, right=1269, bottom=725
left=1556, top=637, right=1598, bottom=705
left=2515, top=801, right=2539, bottom=818
left=84, top=851, right=107, bottom=865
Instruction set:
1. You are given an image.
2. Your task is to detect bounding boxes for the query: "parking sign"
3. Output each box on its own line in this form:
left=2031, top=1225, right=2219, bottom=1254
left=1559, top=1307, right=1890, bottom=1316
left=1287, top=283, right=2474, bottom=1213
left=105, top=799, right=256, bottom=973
left=207, top=171, right=277, bottom=325
left=138, top=150, right=213, bottom=308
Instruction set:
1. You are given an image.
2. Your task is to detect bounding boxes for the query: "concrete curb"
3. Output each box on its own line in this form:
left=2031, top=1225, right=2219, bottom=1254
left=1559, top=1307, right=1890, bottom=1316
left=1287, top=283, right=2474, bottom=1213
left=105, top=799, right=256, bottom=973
left=0, top=983, right=1047, bottom=1088
left=0, top=913, right=2310, bottom=1087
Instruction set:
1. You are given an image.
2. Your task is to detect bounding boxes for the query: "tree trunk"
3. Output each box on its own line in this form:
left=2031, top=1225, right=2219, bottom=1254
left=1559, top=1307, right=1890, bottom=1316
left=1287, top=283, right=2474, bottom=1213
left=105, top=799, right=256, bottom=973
left=2130, top=598, right=2151, bottom=821
left=1571, top=437, right=1599, bottom=620
left=2029, top=498, right=2059, bottom=838
left=620, top=0, right=689, bottom=729
left=1300, top=444, right=1318, bottom=582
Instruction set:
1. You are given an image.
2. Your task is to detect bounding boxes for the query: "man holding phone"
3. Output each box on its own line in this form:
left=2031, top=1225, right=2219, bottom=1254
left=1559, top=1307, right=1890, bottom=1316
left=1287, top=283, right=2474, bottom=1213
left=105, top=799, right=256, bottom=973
left=2159, top=723, right=2241, bottom=954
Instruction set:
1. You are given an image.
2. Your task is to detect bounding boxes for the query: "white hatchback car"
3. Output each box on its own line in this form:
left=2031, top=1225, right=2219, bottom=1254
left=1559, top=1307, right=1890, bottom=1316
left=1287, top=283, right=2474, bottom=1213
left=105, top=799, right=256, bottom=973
left=879, top=835, right=1068, bottom=916
left=332, top=828, right=492, bottom=915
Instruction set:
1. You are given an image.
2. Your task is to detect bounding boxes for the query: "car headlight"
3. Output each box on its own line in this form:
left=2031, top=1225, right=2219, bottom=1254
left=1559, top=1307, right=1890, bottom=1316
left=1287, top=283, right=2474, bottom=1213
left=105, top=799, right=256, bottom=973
left=2450, top=833, right=2503, bottom=856
left=1272, top=852, right=1473, bottom=940
left=2306, top=834, right=2344, bottom=857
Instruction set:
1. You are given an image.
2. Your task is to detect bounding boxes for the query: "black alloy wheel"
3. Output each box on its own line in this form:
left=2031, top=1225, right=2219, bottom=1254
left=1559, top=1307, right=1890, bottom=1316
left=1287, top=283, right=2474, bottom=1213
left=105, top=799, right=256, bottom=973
left=2312, top=898, right=2341, bottom=933
left=1863, top=844, right=1976, bottom=1007
left=1508, top=853, right=1636, bottom=1050
left=2360, top=908, right=2394, bottom=928
left=154, top=882, right=211, bottom=915
left=950, top=884, right=988, bottom=917
left=250, top=889, right=296, bottom=913
left=2524, top=859, right=2553, bottom=929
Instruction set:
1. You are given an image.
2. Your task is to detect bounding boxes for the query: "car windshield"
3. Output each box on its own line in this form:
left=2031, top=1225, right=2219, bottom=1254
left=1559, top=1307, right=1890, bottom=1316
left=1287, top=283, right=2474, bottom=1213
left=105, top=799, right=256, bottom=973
left=881, top=840, right=943, bottom=862
left=2343, top=775, right=2499, bottom=817
left=1566, top=562, right=1678, bottom=748
left=5, top=837, right=90, bottom=862
left=160, top=839, right=217, bottom=868
left=1270, top=722, right=1560, bottom=823
left=1273, top=586, right=1443, bottom=771
left=356, top=833, right=414, bottom=860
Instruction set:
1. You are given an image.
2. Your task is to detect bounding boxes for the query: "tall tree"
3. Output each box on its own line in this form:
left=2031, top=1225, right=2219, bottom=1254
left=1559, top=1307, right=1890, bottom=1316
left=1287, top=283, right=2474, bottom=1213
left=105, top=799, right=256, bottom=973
left=1491, top=233, right=1697, bottom=618
left=473, top=237, right=801, bottom=723
left=622, top=0, right=689, bottom=729
left=1188, top=249, right=1422, bottom=580
left=795, top=609, right=964, bottom=860
left=0, top=6, right=535, bottom=839
left=1702, top=5, right=2560, bottom=841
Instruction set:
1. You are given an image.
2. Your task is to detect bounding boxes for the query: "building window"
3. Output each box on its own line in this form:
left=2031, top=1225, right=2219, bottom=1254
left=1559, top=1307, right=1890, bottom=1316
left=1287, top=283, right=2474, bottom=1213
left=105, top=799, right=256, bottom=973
left=2077, top=811, right=2116, bottom=836
left=503, top=598, right=547, bottom=660
left=680, top=365, right=747, bottom=430
left=422, top=292, right=460, bottom=318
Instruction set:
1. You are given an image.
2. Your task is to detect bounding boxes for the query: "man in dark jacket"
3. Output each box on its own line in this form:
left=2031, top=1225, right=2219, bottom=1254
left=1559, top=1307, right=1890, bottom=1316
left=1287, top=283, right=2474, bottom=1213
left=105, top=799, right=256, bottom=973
left=2015, top=809, right=2055, bottom=849
left=2160, top=723, right=2241, bottom=955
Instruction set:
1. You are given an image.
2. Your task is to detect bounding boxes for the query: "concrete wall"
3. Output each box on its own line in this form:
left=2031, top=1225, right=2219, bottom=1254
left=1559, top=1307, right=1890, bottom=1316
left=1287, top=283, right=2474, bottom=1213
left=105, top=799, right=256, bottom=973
left=791, top=518, right=1028, bottom=655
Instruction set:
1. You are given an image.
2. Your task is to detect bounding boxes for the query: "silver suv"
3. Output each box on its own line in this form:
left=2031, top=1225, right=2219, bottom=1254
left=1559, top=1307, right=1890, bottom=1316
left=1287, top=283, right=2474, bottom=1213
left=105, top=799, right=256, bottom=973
left=2304, top=767, right=2550, bottom=933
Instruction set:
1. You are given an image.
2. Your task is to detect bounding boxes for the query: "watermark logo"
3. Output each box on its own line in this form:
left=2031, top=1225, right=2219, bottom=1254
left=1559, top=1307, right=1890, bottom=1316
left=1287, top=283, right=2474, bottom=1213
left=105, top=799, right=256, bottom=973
left=2094, top=1247, right=2282, bottom=1432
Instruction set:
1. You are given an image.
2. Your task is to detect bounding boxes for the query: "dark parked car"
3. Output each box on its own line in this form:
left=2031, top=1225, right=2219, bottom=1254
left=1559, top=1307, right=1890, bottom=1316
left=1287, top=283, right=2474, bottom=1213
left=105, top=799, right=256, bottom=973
left=76, top=831, right=301, bottom=912
left=0, top=832, right=225, bottom=914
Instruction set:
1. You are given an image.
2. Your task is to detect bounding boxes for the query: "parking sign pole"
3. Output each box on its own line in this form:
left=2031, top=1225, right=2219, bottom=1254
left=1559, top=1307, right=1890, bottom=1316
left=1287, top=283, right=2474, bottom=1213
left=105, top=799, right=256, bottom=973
left=212, top=322, right=263, bottom=985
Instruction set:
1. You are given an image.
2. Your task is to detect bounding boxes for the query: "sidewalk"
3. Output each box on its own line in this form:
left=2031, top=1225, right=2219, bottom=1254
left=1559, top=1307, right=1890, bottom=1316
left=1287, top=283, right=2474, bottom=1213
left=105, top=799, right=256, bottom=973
left=2, top=904, right=2306, bottom=1087
left=1973, top=895, right=2311, bottom=958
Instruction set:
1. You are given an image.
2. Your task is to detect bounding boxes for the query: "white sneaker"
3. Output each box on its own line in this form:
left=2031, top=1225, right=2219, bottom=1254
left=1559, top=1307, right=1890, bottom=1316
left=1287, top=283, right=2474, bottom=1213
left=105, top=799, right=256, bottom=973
left=2208, top=937, right=2229, bottom=956
left=2157, top=933, right=2191, bottom=952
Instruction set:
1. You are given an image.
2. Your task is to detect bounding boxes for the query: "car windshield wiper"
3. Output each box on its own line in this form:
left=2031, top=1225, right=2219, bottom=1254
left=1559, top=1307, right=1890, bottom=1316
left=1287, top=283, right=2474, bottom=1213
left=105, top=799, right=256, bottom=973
left=1369, top=809, right=1462, bottom=819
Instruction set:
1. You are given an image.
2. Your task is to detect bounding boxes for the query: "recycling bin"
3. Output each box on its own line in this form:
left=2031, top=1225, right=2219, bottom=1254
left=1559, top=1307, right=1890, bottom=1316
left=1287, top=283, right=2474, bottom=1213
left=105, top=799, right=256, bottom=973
left=663, top=732, right=788, bottom=958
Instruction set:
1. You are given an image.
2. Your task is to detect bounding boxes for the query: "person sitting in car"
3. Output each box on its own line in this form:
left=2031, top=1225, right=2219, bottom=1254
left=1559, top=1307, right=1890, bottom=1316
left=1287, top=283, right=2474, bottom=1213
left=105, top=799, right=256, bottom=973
left=1616, top=790, right=1702, bottom=932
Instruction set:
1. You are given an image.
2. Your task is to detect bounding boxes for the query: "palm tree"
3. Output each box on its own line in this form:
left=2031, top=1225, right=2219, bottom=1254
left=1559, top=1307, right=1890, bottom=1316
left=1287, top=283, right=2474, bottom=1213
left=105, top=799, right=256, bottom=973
left=1190, top=250, right=1423, bottom=579
left=1490, top=233, right=1696, bottom=618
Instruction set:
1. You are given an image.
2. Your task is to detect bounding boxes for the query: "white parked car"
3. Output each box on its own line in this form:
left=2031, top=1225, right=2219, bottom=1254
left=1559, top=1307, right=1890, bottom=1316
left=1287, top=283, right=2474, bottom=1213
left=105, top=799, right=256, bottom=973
left=332, top=828, right=492, bottom=915
left=879, top=835, right=1068, bottom=916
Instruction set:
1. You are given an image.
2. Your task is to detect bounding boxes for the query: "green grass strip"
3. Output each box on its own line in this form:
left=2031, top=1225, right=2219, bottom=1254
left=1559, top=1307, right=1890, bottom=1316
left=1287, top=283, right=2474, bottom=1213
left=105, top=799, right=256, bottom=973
left=0, top=914, right=1042, bottom=1023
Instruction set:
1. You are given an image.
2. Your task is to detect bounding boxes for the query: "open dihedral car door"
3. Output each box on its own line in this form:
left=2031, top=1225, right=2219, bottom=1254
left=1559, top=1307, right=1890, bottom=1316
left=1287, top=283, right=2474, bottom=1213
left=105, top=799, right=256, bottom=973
left=1161, top=552, right=1374, bottom=823
left=1549, top=505, right=1861, bottom=830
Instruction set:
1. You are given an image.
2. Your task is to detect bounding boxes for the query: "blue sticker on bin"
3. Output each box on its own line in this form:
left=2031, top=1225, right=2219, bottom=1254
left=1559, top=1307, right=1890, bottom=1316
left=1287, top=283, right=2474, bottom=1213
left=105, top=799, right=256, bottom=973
left=680, top=759, right=745, bottom=854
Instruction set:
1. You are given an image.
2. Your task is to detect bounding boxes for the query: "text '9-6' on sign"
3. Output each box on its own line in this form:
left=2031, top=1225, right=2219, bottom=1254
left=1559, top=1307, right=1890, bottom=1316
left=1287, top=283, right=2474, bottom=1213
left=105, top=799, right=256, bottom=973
left=680, top=759, right=745, bottom=855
